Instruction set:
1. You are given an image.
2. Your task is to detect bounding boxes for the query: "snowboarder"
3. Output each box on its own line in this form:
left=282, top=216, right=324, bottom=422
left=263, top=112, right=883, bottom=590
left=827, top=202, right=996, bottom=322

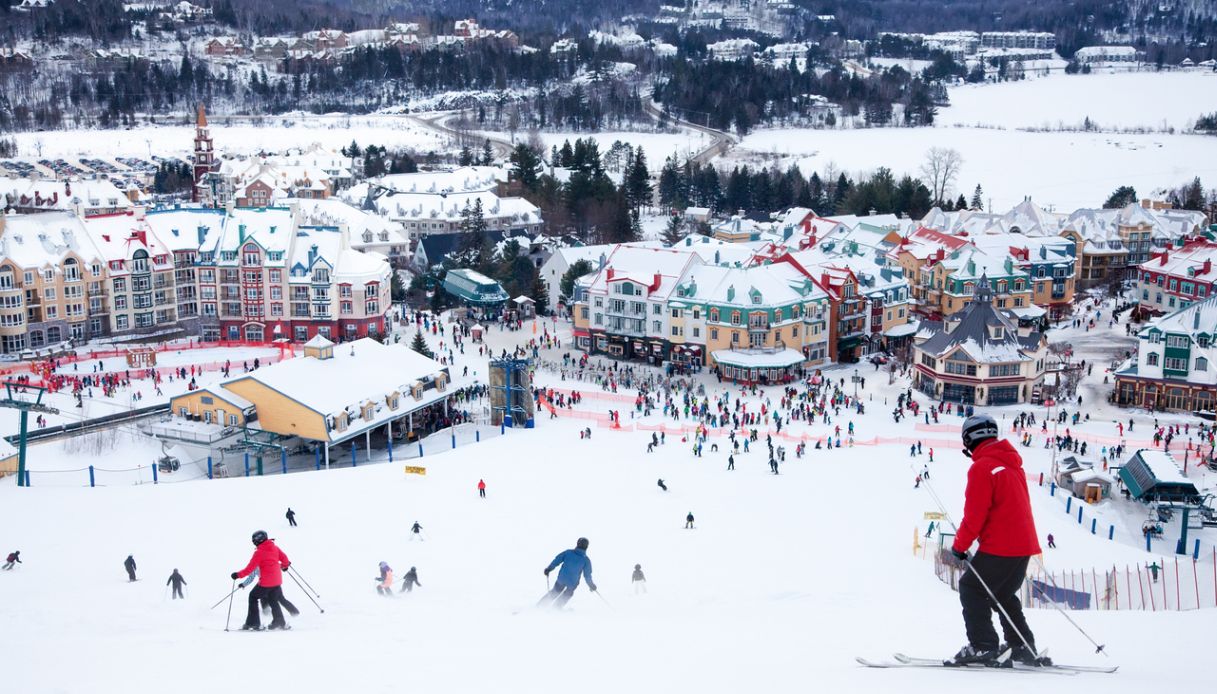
left=124, top=555, right=137, bottom=582
left=478, top=479, right=486, bottom=498
left=949, top=414, right=1046, bottom=666
left=399, top=566, right=422, bottom=593
left=411, top=521, right=424, bottom=540
left=230, top=530, right=292, bottom=631
left=632, top=564, right=647, bottom=594
left=166, top=569, right=187, bottom=599
left=685, top=512, right=695, bottom=529
left=657, top=478, right=668, bottom=492
left=539, top=537, right=596, bottom=608
left=3, top=551, right=20, bottom=570
left=375, top=561, right=394, bottom=596
left=286, top=508, right=297, bottom=527
left=1046, top=533, right=1055, bottom=549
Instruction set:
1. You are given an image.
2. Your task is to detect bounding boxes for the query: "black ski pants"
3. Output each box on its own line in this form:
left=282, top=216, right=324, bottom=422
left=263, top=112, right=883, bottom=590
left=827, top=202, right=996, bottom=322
left=959, top=552, right=1034, bottom=651
left=171, top=584, right=184, bottom=599
left=246, top=585, right=286, bottom=628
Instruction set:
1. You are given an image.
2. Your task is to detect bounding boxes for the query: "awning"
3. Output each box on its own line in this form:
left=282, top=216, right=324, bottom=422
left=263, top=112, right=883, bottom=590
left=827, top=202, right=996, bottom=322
left=838, top=336, right=863, bottom=349
left=883, top=322, right=919, bottom=338
left=712, top=348, right=805, bottom=369
left=1011, top=305, right=1047, bottom=319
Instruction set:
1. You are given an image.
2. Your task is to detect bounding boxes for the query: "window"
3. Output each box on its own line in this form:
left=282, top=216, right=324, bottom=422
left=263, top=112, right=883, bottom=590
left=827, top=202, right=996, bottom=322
left=671, top=308, right=680, bottom=318
left=1147, top=353, right=1159, bottom=366
left=1196, top=357, right=1208, bottom=372
left=116, top=314, right=129, bottom=330
left=671, top=326, right=678, bottom=336
left=341, top=301, right=353, bottom=315
left=730, top=311, right=741, bottom=326
left=653, top=303, right=661, bottom=315
left=944, top=361, right=977, bottom=376
left=731, top=331, right=739, bottom=344
left=1166, top=335, right=1189, bottom=348
left=709, top=308, right=719, bottom=322
left=692, top=309, right=700, bottom=320
left=341, top=285, right=353, bottom=298
left=692, top=328, right=700, bottom=338
left=594, top=313, right=602, bottom=325
left=710, top=328, right=718, bottom=340
left=1164, top=357, right=1187, bottom=371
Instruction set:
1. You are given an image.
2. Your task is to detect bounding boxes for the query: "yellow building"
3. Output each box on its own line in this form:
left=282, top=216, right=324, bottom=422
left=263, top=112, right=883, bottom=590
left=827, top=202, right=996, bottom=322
left=0, top=438, right=16, bottom=478
left=169, top=334, right=465, bottom=465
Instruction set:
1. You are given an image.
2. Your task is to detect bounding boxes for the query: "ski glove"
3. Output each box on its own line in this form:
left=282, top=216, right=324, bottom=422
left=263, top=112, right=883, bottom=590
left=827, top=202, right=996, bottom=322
left=589, top=584, right=597, bottom=592
left=544, top=568, right=552, bottom=576
left=950, top=548, right=969, bottom=562
left=230, top=572, right=240, bottom=580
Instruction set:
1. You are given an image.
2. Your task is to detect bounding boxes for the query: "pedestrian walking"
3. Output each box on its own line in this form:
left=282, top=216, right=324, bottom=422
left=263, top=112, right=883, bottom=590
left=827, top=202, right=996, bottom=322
left=727, top=454, right=734, bottom=471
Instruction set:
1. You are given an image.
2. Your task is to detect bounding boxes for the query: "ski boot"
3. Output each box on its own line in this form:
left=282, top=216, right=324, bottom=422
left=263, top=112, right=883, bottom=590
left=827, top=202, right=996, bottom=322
left=267, top=622, right=292, bottom=631
left=1005, top=643, right=1053, bottom=667
left=949, top=644, right=1006, bottom=667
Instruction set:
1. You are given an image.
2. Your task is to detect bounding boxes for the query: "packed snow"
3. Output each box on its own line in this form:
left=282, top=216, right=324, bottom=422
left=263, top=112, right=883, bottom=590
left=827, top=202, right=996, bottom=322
left=729, top=126, right=1217, bottom=211
left=1, top=296, right=1214, bottom=692
left=939, top=71, right=1217, bottom=132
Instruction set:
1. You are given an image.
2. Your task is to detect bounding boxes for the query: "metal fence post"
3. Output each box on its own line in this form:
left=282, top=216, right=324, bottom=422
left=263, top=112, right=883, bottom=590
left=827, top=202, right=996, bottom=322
left=89, top=465, right=95, bottom=488
left=387, top=437, right=394, bottom=462
left=351, top=441, right=357, bottom=467
left=152, top=463, right=158, bottom=484
left=244, top=453, right=250, bottom=477
left=207, top=456, right=213, bottom=480
left=281, top=448, right=287, bottom=475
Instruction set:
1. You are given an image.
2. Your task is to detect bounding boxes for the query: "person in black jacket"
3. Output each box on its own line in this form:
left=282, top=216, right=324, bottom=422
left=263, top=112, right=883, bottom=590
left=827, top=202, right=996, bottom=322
left=657, top=478, right=668, bottom=491
left=167, top=569, right=187, bottom=599
left=3, top=551, right=20, bottom=570
left=286, top=508, right=297, bottom=527
left=399, top=566, right=422, bottom=593
left=124, top=555, right=137, bottom=582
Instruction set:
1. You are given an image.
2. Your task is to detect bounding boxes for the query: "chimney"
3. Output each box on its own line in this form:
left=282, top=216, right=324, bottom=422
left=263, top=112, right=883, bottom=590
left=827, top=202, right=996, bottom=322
left=308, top=244, right=318, bottom=266
left=652, top=273, right=661, bottom=291
left=606, top=268, right=614, bottom=281
left=238, top=224, right=247, bottom=244
left=1203, top=259, right=1212, bottom=275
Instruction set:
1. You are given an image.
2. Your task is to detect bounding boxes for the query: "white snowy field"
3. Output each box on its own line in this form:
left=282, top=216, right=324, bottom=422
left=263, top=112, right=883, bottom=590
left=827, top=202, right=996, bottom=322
left=1, top=306, right=1214, bottom=692
left=7, top=114, right=446, bottom=159
left=730, top=127, right=1217, bottom=210
left=938, top=71, right=1217, bottom=132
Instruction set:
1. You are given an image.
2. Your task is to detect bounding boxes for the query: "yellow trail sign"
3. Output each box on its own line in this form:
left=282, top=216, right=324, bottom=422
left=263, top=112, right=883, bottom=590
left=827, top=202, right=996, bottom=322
left=404, top=466, right=427, bottom=475
left=923, top=512, right=946, bottom=520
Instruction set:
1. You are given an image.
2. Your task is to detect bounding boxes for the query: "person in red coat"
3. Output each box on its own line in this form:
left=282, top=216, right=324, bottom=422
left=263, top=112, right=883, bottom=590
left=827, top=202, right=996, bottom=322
left=950, top=414, right=1047, bottom=666
left=231, top=530, right=291, bottom=631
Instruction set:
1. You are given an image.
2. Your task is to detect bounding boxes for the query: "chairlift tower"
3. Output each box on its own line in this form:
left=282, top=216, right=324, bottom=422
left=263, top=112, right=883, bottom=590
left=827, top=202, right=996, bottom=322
left=1, top=381, right=60, bottom=487
left=489, top=357, right=534, bottom=428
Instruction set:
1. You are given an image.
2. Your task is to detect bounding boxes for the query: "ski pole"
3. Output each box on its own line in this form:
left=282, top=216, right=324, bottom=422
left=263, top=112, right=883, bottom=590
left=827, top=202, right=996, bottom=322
left=919, top=478, right=1043, bottom=661
left=1031, top=555, right=1108, bottom=655
left=593, top=590, right=614, bottom=611
left=287, top=568, right=325, bottom=613
left=289, top=566, right=321, bottom=598
left=210, top=582, right=244, bottom=610
left=223, top=579, right=237, bottom=632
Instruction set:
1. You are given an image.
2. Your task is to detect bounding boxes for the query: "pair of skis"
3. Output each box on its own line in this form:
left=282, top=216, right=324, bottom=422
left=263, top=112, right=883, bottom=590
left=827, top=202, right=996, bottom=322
left=857, top=652, right=1117, bottom=676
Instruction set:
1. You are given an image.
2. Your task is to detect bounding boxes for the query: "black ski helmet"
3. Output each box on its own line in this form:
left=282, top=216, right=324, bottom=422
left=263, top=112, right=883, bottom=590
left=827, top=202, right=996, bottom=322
left=634, top=564, right=641, bottom=570
left=251, top=530, right=268, bottom=546
left=961, top=414, right=999, bottom=452
left=576, top=537, right=590, bottom=550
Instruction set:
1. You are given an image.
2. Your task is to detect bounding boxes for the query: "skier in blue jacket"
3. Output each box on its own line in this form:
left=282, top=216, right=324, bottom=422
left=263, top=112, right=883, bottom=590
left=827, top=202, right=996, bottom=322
left=539, top=537, right=596, bottom=608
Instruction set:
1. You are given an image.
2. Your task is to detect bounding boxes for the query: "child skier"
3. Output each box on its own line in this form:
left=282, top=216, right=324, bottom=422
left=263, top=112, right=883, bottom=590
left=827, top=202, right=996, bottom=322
left=632, top=564, right=647, bottom=594
left=238, top=568, right=299, bottom=616
left=375, top=562, right=394, bottom=596
left=539, top=537, right=596, bottom=608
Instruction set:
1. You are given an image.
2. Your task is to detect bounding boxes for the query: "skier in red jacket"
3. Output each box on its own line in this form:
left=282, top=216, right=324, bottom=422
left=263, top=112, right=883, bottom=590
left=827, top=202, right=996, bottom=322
left=231, top=530, right=292, bottom=631
left=950, top=414, right=1047, bottom=666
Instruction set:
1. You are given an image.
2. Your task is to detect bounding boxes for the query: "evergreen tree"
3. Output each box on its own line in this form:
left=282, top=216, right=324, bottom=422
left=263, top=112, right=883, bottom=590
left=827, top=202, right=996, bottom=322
left=509, top=143, right=542, bottom=191
left=954, top=193, right=968, bottom=210
left=481, top=139, right=494, bottom=166
left=661, top=214, right=686, bottom=246
left=657, top=157, right=683, bottom=210
left=1103, top=185, right=1138, bottom=209
left=559, top=259, right=594, bottom=304
left=970, top=184, right=984, bottom=210
left=624, top=148, right=653, bottom=212
left=410, top=330, right=434, bottom=359
left=458, top=145, right=475, bottom=166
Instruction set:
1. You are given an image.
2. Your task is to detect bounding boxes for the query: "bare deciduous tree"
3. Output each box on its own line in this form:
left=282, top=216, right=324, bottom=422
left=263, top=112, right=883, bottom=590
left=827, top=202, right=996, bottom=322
left=920, top=147, right=963, bottom=205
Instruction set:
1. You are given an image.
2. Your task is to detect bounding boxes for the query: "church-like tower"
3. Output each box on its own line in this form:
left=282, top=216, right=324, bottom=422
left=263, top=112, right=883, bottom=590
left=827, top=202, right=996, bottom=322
left=192, top=103, right=214, bottom=203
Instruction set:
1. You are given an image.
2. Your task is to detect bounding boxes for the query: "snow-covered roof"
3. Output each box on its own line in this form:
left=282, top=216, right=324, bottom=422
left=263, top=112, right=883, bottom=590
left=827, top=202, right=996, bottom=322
left=1139, top=293, right=1217, bottom=338
left=1142, top=241, right=1217, bottom=280
left=1134, top=450, right=1191, bottom=486
left=917, top=278, right=1043, bottom=363
left=81, top=212, right=171, bottom=263
left=712, top=348, right=805, bottom=368
left=144, top=207, right=227, bottom=253
left=0, top=211, right=102, bottom=268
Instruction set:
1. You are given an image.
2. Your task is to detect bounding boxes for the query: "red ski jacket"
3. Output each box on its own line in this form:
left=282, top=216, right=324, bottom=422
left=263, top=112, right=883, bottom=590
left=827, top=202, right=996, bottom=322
left=237, top=539, right=291, bottom=587
left=952, top=439, right=1041, bottom=557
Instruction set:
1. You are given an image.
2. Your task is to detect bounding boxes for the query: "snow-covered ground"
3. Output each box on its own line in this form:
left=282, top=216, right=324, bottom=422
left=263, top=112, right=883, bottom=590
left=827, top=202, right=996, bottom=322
left=8, top=114, right=447, bottom=159
left=938, top=71, right=1217, bottom=132
left=730, top=70, right=1217, bottom=210
left=1, top=301, right=1213, bottom=692
left=729, top=127, right=1217, bottom=211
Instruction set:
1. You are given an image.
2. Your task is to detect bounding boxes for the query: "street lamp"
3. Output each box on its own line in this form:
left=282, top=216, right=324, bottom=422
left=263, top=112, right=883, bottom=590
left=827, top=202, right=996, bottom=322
left=853, top=367, right=859, bottom=398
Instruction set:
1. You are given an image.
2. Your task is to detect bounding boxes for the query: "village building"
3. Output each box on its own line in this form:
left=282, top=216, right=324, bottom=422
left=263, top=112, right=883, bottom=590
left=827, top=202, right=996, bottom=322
left=912, top=277, right=1048, bottom=405
left=170, top=335, right=469, bottom=466
left=1134, top=240, right=1217, bottom=318
left=1, top=177, right=134, bottom=217
left=1114, top=293, right=1217, bottom=412
left=81, top=210, right=180, bottom=338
